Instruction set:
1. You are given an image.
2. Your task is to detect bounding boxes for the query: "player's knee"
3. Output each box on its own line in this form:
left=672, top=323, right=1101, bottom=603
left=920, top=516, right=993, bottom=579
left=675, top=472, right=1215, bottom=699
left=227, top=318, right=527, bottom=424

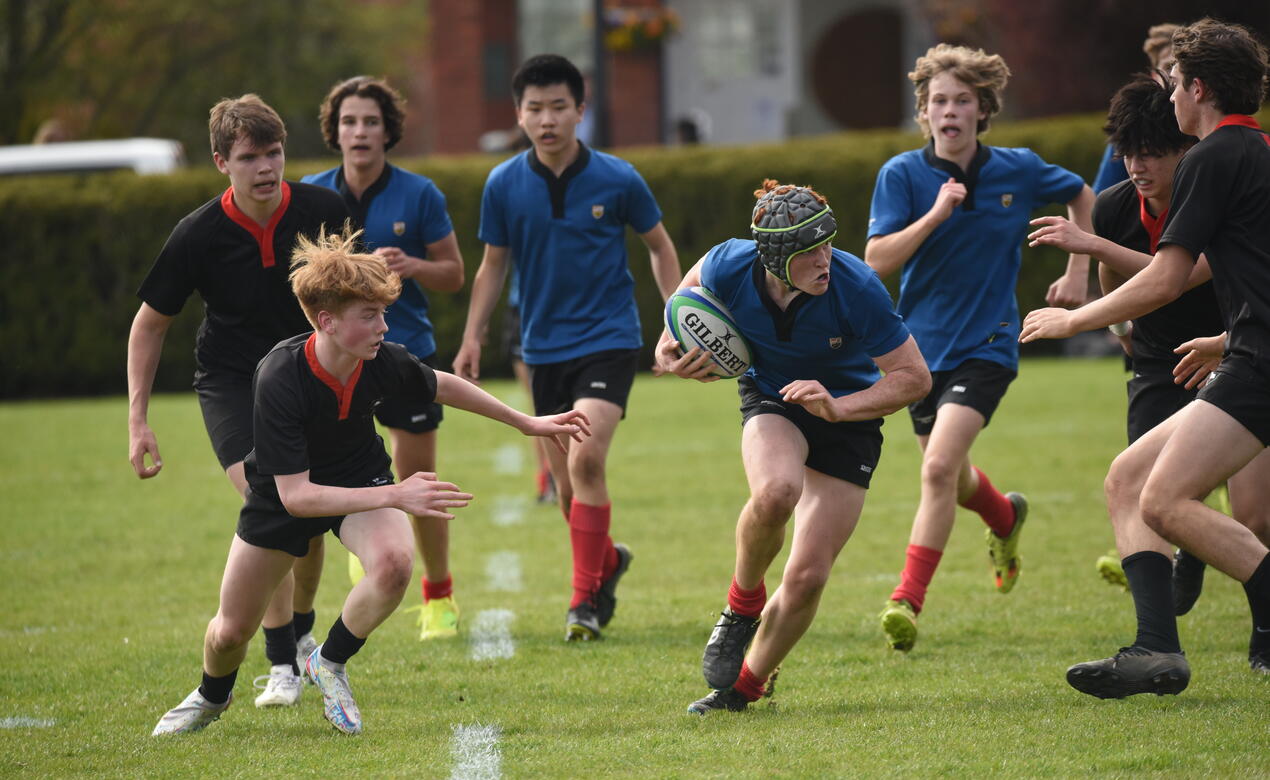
left=780, top=564, right=829, bottom=605
left=1104, top=453, right=1145, bottom=508
left=1139, top=486, right=1181, bottom=539
left=749, top=480, right=800, bottom=523
left=207, top=616, right=254, bottom=654
left=569, top=449, right=606, bottom=490
left=920, top=452, right=961, bottom=490
left=366, top=547, right=414, bottom=595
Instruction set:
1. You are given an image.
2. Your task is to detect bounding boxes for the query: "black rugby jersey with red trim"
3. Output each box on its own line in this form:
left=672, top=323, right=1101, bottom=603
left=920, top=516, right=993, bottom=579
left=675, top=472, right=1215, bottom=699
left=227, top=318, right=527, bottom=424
left=137, top=182, right=350, bottom=376
left=1092, top=180, right=1222, bottom=365
left=1159, top=116, right=1270, bottom=367
left=243, top=334, right=437, bottom=500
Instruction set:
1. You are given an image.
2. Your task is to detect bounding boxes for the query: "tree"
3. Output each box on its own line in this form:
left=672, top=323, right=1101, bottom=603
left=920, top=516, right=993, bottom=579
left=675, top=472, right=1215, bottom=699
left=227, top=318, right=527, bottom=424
left=3, top=0, right=429, bottom=156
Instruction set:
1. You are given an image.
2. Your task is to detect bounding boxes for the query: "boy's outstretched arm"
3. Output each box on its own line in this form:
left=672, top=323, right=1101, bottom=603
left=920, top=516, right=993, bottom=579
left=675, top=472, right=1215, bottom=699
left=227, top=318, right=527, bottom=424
left=434, top=371, right=591, bottom=452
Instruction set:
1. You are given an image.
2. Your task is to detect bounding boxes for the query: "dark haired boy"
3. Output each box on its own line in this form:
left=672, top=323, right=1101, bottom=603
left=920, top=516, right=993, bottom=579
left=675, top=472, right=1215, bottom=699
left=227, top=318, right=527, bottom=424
left=1022, top=18, right=1270, bottom=690
left=127, top=94, right=350, bottom=707
left=303, top=76, right=467, bottom=642
left=454, top=53, right=681, bottom=641
left=1029, top=70, right=1270, bottom=627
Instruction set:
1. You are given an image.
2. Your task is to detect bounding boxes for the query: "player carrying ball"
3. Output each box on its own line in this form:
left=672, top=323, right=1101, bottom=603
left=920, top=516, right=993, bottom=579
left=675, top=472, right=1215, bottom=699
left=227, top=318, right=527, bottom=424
left=657, top=180, right=929, bottom=714
left=151, top=229, right=589, bottom=736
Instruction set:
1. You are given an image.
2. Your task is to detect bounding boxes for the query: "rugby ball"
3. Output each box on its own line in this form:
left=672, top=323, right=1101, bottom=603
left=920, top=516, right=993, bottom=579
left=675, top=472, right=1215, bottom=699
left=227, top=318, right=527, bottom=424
left=665, top=287, right=752, bottom=379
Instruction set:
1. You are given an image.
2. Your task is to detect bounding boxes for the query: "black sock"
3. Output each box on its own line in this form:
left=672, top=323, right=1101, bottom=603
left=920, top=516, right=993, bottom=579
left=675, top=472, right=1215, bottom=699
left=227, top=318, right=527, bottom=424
left=1123, top=551, right=1182, bottom=653
left=319, top=615, right=366, bottom=666
left=263, top=621, right=299, bottom=675
left=1175, top=548, right=1206, bottom=571
left=294, top=609, right=316, bottom=638
left=199, top=669, right=237, bottom=705
left=1244, top=553, right=1270, bottom=651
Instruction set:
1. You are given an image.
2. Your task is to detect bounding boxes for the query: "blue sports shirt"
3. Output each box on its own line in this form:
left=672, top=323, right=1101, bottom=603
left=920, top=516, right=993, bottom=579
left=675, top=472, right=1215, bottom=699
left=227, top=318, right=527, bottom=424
left=479, top=144, right=662, bottom=364
left=303, top=164, right=454, bottom=359
left=700, top=239, right=910, bottom=399
left=867, top=144, right=1084, bottom=371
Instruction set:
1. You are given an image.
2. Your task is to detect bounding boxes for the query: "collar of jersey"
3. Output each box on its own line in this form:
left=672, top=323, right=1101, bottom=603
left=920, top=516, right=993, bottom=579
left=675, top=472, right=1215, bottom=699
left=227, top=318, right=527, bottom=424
left=1215, top=115, right=1262, bottom=132
left=336, top=162, right=393, bottom=222
left=220, top=181, right=292, bottom=268
left=923, top=141, right=991, bottom=212
left=304, top=333, right=363, bottom=421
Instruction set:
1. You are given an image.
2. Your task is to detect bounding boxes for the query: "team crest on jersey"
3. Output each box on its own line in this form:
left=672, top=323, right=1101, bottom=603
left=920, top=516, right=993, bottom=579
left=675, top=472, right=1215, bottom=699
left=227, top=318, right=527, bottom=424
left=1000, top=193, right=1014, bottom=208
left=591, top=204, right=605, bottom=219
left=829, top=337, right=843, bottom=349
left=393, top=221, right=406, bottom=236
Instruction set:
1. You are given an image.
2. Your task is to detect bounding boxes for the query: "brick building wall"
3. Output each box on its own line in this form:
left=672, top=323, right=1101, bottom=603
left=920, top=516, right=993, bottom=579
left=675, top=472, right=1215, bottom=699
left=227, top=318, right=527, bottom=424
left=427, top=0, right=519, bottom=154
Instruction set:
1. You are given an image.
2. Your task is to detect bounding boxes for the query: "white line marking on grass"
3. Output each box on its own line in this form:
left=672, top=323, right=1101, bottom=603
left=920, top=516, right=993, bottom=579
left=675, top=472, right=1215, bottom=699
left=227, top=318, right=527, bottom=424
left=491, top=495, right=527, bottom=527
left=468, top=609, right=516, bottom=661
left=491, top=444, right=523, bottom=475
left=450, top=722, right=502, bottom=780
left=0, top=717, right=55, bottom=729
left=485, top=552, right=522, bottom=592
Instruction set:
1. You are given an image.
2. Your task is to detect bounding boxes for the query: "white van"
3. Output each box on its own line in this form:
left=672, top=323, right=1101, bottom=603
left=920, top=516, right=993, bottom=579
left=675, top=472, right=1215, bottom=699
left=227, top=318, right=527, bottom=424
left=0, top=138, right=186, bottom=176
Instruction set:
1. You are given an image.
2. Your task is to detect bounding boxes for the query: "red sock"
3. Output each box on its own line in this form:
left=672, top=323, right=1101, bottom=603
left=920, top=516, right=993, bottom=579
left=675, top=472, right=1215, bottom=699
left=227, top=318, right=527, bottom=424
left=568, top=499, right=611, bottom=608
left=422, top=574, right=452, bottom=602
left=890, top=544, right=942, bottom=614
left=733, top=660, right=767, bottom=702
left=727, top=578, right=766, bottom=618
left=961, top=467, right=1015, bottom=537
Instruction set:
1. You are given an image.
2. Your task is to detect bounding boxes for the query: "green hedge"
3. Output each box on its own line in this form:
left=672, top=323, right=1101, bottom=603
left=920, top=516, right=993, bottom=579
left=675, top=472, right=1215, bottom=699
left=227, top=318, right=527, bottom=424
left=4, top=111, right=1242, bottom=398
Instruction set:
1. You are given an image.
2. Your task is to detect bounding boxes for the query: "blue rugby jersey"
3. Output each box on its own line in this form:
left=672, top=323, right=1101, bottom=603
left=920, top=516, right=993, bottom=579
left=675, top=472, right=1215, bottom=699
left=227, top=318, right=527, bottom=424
left=304, top=164, right=454, bottom=359
left=478, top=144, right=662, bottom=364
left=700, top=239, right=910, bottom=399
left=867, top=143, right=1084, bottom=371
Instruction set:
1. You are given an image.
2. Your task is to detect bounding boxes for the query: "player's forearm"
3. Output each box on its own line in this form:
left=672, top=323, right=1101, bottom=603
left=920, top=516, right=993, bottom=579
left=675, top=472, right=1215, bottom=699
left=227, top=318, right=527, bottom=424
left=1070, top=261, right=1187, bottom=332
left=459, top=258, right=507, bottom=344
left=404, top=255, right=464, bottom=293
left=1090, top=236, right=1154, bottom=278
left=650, top=249, right=682, bottom=302
left=864, top=217, right=938, bottom=278
left=1098, top=262, right=1128, bottom=297
left=1061, top=187, right=1097, bottom=281
left=833, top=364, right=931, bottom=421
left=434, top=372, right=531, bottom=432
left=126, top=311, right=169, bottom=425
left=278, top=481, right=397, bottom=518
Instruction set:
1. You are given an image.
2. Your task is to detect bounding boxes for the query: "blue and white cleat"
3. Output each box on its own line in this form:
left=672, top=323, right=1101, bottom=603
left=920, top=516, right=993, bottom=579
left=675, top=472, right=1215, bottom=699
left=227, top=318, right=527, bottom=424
left=305, top=646, right=362, bottom=735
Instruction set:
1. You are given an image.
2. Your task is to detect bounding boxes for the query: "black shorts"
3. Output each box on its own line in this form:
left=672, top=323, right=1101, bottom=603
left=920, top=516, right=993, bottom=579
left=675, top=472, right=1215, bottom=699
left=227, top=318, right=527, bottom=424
left=530, top=348, right=640, bottom=417
left=1196, top=356, right=1270, bottom=447
left=193, top=368, right=253, bottom=469
left=373, top=353, right=443, bottom=434
left=501, top=305, right=523, bottom=363
left=738, top=376, right=883, bottom=488
left=1126, top=362, right=1197, bottom=443
left=236, top=472, right=394, bottom=557
left=908, top=358, right=1016, bottom=436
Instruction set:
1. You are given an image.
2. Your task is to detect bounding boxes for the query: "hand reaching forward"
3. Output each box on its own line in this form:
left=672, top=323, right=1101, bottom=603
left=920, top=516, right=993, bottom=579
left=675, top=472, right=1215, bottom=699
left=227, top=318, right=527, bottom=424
left=1019, top=307, right=1078, bottom=343
left=395, top=472, right=473, bottom=519
left=523, top=409, right=592, bottom=454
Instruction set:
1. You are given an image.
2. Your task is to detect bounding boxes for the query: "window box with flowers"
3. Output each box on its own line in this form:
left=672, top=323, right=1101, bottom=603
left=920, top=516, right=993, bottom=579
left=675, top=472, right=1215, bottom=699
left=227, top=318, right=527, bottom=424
left=603, top=5, right=680, bottom=52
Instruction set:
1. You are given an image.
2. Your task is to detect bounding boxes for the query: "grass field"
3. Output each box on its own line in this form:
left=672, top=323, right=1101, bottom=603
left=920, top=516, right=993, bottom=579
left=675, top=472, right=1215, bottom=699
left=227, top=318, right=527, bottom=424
left=1, top=357, right=1266, bottom=778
